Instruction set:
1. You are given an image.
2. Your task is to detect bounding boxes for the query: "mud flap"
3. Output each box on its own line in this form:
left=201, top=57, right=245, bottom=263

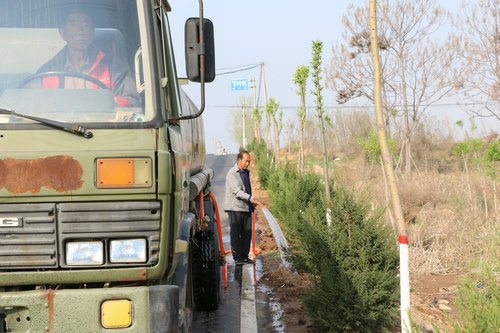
left=149, top=285, right=179, bottom=333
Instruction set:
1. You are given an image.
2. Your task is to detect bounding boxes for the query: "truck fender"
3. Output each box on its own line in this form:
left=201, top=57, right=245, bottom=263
left=171, top=212, right=196, bottom=307
left=149, top=285, right=179, bottom=333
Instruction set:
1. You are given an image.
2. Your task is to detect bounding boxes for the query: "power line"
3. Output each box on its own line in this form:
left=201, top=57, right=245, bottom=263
left=216, top=63, right=261, bottom=76
left=204, top=102, right=484, bottom=110
left=217, top=63, right=261, bottom=71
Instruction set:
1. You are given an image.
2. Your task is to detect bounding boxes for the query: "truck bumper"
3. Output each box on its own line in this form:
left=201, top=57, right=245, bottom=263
left=0, top=285, right=179, bottom=332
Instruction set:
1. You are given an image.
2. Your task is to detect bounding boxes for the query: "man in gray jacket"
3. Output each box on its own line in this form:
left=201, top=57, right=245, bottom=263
left=225, top=151, right=261, bottom=264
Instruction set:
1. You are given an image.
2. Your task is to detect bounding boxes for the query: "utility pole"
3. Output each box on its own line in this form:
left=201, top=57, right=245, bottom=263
left=250, top=77, right=257, bottom=109
left=261, top=62, right=272, bottom=152
left=250, top=77, right=261, bottom=143
left=261, top=63, right=268, bottom=107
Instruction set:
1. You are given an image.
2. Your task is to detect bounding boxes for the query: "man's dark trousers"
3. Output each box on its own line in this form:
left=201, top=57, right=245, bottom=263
left=228, top=211, right=252, bottom=261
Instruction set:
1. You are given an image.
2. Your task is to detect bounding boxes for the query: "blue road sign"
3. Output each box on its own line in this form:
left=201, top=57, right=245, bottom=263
left=231, top=79, right=249, bottom=91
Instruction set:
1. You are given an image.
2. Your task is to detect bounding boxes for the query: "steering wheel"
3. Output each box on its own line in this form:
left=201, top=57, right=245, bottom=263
left=19, top=71, right=110, bottom=90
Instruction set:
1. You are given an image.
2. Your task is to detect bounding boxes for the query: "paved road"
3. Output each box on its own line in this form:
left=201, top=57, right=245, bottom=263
left=192, top=154, right=273, bottom=333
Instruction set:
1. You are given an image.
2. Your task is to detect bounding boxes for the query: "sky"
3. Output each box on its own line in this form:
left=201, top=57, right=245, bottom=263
left=166, top=1, right=490, bottom=154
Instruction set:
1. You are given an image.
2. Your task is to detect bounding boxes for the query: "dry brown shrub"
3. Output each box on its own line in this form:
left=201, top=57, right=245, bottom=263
left=402, top=171, right=497, bottom=273
left=397, top=173, right=448, bottom=223
left=331, top=155, right=497, bottom=274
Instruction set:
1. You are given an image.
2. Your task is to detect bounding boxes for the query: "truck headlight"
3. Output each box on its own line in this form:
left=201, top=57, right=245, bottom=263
left=66, top=241, right=104, bottom=265
left=110, top=239, right=147, bottom=263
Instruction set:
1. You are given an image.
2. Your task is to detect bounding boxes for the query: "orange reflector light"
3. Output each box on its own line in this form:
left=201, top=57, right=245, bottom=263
left=96, top=158, right=152, bottom=188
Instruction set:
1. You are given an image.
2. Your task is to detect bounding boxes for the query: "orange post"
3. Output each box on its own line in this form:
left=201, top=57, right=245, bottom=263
left=251, top=211, right=261, bottom=257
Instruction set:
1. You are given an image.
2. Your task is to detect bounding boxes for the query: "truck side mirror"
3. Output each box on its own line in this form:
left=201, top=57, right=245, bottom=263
left=185, top=18, right=215, bottom=83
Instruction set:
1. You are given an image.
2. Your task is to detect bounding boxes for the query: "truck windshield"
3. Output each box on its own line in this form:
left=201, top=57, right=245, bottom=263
left=0, top=0, right=153, bottom=125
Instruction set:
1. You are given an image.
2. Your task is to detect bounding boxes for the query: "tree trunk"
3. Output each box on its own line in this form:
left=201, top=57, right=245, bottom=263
left=381, top=157, right=396, bottom=230
left=254, top=115, right=260, bottom=144
left=299, top=89, right=307, bottom=174
left=273, top=119, right=280, bottom=167
left=266, top=113, right=272, bottom=152
left=382, top=81, right=391, bottom=137
left=299, top=124, right=305, bottom=173
left=369, top=1, right=410, bottom=331
left=319, top=114, right=330, bottom=202
left=398, top=46, right=412, bottom=176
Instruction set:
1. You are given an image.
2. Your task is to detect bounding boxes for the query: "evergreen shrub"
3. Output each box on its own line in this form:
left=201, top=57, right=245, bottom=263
left=251, top=146, right=400, bottom=331
left=298, top=186, right=399, bottom=332
left=248, top=139, right=273, bottom=188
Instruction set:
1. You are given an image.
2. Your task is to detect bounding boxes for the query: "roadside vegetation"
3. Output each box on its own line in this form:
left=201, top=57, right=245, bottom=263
left=236, top=0, right=499, bottom=331
left=250, top=123, right=499, bottom=331
left=250, top=140, right=400, bottom=332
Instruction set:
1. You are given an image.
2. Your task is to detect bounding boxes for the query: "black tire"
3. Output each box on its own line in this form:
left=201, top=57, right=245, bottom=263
left=191, top=199, right=221, bottom=311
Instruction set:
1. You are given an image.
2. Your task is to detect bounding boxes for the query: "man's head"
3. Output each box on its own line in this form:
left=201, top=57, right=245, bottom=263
left=237, top=151, right=251, bottom=171
left=59, top=10, right=94, bottom=52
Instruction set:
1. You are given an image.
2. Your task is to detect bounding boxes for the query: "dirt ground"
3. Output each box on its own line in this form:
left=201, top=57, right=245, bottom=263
left=250, top=168, right=463, bottom=333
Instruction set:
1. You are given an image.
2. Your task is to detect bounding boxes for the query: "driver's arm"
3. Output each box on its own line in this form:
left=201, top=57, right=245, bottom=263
left=108, top=57, right=141, bottom=107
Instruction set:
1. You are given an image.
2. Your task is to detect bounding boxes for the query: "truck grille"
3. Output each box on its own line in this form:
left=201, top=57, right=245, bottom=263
left=0, top=203, right=57, bottom=269
left=58, top=201, right=161, bottom=268
left=0, top=201, right=161, bottom=270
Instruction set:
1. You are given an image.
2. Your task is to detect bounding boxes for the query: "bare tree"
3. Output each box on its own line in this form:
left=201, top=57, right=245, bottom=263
left=326, top=5, right=397, bottom=134
left=455, top=0, right=500, bottom=121
left=293, top=65, right=309, bottom=173
left=230, top=96, right=255, bottom=148
left=326, top=0, right=462, bottom=176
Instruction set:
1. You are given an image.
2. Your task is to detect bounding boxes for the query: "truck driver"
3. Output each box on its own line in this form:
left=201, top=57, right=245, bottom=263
left=37, top=8, right=141, bottom=107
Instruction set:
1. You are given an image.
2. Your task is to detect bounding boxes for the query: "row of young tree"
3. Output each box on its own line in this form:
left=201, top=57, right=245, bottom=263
left=234, top=0, right=498, bottom=179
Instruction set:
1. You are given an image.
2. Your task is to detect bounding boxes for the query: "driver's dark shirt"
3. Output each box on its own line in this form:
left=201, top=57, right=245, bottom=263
left=37, top=45, right=140, bottom=107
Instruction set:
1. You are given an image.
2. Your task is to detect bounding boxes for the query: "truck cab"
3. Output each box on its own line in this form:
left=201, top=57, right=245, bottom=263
left=0, top=0, right=219, bottom=332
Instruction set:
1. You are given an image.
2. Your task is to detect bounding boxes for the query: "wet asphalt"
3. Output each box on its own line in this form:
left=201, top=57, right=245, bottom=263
left=192, top=154, right=275, bottom=333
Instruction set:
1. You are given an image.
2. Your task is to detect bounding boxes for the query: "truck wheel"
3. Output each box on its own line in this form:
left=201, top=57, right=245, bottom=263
left=191, top=200, right=221, bottom=311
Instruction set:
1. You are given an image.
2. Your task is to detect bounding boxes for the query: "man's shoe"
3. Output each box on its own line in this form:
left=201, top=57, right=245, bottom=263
left=242, top=258, right=255, bottom=264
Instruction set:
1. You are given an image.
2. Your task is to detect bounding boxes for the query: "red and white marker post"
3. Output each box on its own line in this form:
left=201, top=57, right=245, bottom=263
left=399, top=234, right=411, bottom=332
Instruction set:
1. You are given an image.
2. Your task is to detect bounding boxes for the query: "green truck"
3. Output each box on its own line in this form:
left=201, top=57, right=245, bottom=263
left=0, top=0, right=222, bottom=331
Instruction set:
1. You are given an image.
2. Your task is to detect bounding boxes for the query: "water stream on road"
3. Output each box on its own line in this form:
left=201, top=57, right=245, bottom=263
left=255, top=257, right=286, bottom=332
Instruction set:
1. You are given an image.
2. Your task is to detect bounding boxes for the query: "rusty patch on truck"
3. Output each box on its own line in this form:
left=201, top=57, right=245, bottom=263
left=40, top=289, right=55, bottom=332
left=0, top=156, right=84, bottom=194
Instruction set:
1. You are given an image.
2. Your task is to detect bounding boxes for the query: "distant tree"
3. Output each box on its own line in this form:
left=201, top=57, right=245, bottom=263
left=274, top=107, right=284, bottom=164
left=230, top=96, right=254, bottom=148
left=326, top=0, right=462, bottom=176
left=455, top=0, right=500, bottom=122
left=252, top=107, right=263, bottom=143
left=311, top=40, right=330, bottom=203
left=266, top=98, right=282, bottom=166
left=264, top=102, right=273, bottom=153
left=454, top=138, right=484, bottom=203
left=355, top=128, right=396, bottom=165
left=292, top=65, right=310, bottom=173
